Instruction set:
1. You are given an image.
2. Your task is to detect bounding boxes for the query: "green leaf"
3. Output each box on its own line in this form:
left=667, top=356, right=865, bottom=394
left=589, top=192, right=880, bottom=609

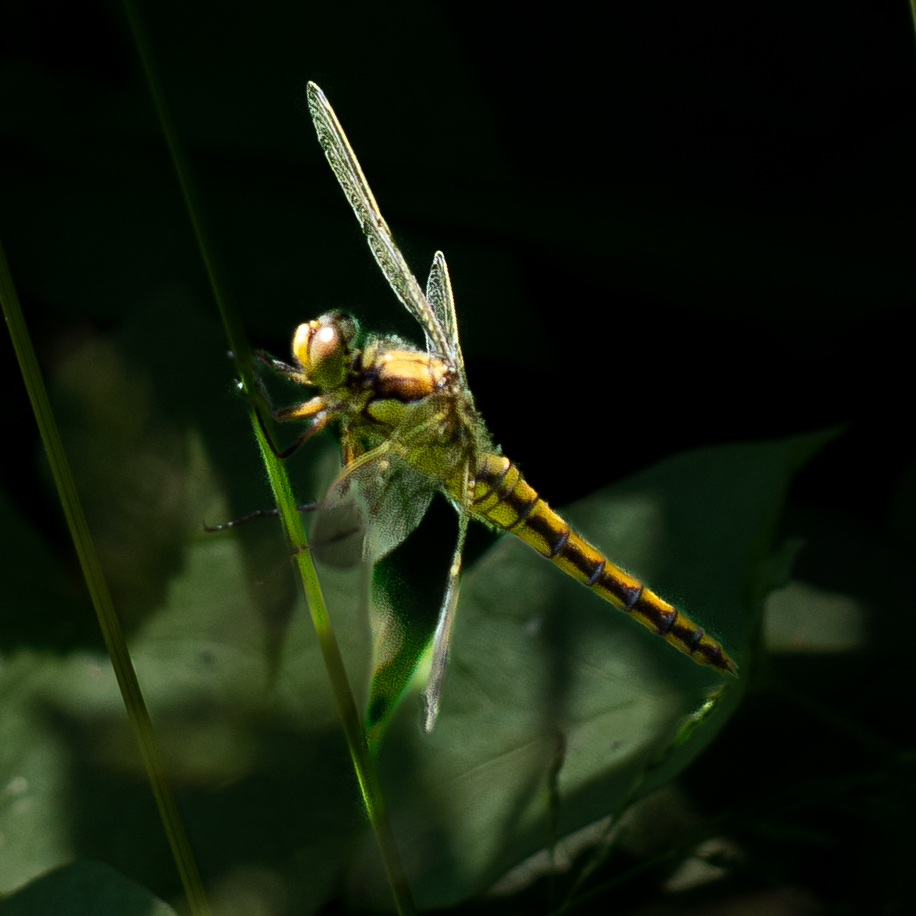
left=0, top=861, right=176, bottom=916
left=353, top=429, right=832, bottom=908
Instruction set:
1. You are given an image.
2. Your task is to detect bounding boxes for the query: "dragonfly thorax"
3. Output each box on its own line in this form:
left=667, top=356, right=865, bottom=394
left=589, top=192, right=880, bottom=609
left=292, top=311, right=357, bottom=390
left=359, top=342, right=453, bottom=404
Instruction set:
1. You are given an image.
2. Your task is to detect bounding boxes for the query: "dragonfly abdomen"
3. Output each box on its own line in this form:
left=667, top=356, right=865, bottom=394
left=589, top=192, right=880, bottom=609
left=470, top=453, right=737, bottom=676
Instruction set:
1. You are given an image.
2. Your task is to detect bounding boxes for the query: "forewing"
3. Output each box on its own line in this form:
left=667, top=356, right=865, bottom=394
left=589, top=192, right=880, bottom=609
left=425, top=251, right=466, bottom=384
left=306, top=82, right=451, bottom=359
left=310, top=443, right=435, bottom=569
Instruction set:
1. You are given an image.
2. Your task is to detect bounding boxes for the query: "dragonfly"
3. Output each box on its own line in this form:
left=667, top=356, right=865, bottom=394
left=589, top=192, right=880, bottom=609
left=253, top=82, right=737, bottom=731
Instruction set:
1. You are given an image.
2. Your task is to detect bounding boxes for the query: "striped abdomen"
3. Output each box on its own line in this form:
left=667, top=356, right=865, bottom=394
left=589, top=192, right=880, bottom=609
left=468, top=452, right=737, bottom=675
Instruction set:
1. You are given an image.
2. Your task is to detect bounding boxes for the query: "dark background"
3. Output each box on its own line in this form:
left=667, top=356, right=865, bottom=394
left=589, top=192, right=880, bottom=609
left=3, top=0, right=914, bottom=514
left=1, top=0, right=914, bottom=913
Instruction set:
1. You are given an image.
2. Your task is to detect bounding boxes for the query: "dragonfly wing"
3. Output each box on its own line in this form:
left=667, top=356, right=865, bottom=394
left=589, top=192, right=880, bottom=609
left=422, top=465, right=471, bottom=731
left=311, top=442, right=435, bottom=568
left=306, top=83, right=452, bottom=360
left=425, top=251, right=467, bottom=386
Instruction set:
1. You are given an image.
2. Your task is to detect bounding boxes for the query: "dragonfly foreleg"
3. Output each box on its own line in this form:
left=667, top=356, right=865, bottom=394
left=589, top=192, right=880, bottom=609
left=250, top=351, right=312, bottom=420
left=253, top=349, right=311, bottom=387
left=254, top=398, right=332, bottom=460
left=251, top=347, right=332, bottom=458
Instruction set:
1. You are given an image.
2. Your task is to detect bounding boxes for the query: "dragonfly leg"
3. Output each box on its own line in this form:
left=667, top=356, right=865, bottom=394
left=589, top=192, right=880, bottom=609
left=204, top=501, right=320, bottom=533
left=254, top=350, right=310, bottom=387
left=207, top=392, right=329, bottom=531
left=254, top=400, right=331, bottom=459
left=249, top=348, right=334, bottom=458
left=250, top=352, right=311, bottom=417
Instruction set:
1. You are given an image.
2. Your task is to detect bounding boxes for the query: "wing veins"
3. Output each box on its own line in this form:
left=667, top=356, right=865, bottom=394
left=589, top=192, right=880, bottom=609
left=422, top=461, right=472, bottom=730
left=306, top=82, right=451, bottom=360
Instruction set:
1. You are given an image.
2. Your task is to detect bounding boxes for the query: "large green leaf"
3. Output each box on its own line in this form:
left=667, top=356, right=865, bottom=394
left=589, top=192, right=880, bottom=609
left=0, top=354, right=825, bottom=909
left=346, top=430, right=827, bottom=907
left=0, top=861, right=176, bottom=916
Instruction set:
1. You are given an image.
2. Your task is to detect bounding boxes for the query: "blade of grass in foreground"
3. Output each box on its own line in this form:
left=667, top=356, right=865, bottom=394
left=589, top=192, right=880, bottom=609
left=0, top=238, right=212, bottom=916
left=120, top=2, right=416, bottom=912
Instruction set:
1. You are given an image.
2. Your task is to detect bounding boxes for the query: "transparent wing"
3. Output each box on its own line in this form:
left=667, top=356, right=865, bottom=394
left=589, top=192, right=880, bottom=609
left=425, top=251, right=466, bottom=387
left=310, top=441, right=435, bottom=569
left=306, top=82, right=451, bottom=360
left=422, top=463, right=472, bottom=731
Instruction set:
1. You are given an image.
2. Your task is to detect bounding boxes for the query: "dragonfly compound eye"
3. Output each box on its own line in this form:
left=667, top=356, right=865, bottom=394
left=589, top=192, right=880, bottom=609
left=292, top=313, right=355, bottom=388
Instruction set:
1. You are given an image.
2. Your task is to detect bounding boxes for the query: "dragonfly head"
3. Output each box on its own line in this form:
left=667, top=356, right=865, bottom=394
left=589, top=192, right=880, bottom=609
left=292, top=311, right=357, bottom=389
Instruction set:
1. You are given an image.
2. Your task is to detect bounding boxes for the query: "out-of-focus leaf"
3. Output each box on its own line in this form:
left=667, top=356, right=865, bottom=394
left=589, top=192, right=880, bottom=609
left=350, top=429, right=832, bottom=908
left=0, top=861, right=176, bottom=916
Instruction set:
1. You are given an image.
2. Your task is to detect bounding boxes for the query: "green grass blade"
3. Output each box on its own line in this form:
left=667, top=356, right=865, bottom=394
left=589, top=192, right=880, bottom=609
left=252, top=419, right=416, bottom=914
left=120, top=3, right=415, bottom=911
left=119, top=0, right=250, bottom=369
left=0, top=239, right=212, bottom=916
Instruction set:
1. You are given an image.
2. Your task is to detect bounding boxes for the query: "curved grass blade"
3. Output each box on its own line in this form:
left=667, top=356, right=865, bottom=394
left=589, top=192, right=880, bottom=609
left=0, top=238, right=212, bottom=916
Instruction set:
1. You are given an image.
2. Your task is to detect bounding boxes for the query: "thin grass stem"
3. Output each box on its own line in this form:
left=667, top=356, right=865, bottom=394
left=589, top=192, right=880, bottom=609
left=120, top=2, right=416, bottom=911
left=0, top=238, right=213, bottom=916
